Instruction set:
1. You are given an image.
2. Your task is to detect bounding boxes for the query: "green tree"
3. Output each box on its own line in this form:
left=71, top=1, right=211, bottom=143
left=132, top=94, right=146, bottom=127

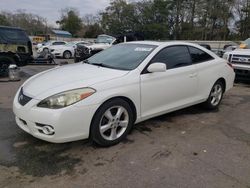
left=57, top=8, right=83, bottom=37
left=0, top=14, right=10, bottom=26
left=0, top=10, right=48, bottom=35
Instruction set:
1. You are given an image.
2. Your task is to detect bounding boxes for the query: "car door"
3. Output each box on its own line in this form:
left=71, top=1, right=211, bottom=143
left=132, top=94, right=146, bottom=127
left=188, top=46, right=218, bottom=100
left=140, top=45, right=199, bottom=119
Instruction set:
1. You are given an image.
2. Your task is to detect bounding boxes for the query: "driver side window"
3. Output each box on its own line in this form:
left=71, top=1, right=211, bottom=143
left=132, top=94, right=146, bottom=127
left=151, top=46, right=192, bottom=69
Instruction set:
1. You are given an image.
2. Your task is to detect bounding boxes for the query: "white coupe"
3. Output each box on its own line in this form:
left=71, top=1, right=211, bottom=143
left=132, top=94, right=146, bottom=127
left=13, top=41, right=235, bottom=146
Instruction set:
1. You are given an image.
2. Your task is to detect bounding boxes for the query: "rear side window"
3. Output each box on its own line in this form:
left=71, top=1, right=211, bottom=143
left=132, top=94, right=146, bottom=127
left=188, top=46, right=214, bottom=63
left=151, top=46, right=192, bottom=69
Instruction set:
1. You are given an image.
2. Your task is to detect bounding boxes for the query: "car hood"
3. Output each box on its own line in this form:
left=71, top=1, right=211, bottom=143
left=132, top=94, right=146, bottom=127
left=23, top=63, right=129, bottom=99
left=225, top=49, right=250, bottom=55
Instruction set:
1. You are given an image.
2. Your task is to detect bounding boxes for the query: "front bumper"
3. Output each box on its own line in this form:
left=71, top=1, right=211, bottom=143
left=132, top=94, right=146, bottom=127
left=51, top=51, right=63, bottom=57
left=13, top=90, right=99, bottom=143
left=232, top=64, right=250, bottom=80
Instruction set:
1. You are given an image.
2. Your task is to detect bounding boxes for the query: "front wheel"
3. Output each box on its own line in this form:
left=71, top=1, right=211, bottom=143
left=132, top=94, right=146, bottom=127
left=63, top=51, right=72, bottom=59
left=203, top=81, right=224, bottom=110
left=90, top=99, right=134, bottom=147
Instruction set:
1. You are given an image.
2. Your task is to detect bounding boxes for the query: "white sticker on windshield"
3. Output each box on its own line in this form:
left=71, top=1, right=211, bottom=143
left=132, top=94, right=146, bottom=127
left=135, top=47, right=153, bottom=52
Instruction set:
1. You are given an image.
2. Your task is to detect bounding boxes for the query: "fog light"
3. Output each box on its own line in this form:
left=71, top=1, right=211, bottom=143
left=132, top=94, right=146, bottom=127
left=42, top=126, right=54, bottom=135
left=36, top=123, right=55, bottom=135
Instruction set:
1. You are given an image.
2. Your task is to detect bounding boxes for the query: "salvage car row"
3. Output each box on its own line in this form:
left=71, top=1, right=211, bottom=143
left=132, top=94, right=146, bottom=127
left=36, top=34, right=118, bottom=60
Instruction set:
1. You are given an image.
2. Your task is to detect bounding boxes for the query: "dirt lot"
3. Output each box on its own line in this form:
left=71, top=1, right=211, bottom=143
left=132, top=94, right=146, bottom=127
left=0, top=65, right=250, bottom=188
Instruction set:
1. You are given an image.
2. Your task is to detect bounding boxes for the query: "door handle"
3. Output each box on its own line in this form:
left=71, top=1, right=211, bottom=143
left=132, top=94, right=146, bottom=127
left=189, top=73, right=198, bottom=78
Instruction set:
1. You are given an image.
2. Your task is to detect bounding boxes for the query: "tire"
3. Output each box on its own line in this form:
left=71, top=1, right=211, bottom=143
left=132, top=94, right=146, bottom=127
left=43, top=48, right=49, bottom=53
left=63, top=51, right=72, bottom=59
left=203, top=80, right=224, bottom=110
left=0, top=56, right=15, bottom=77
left=90, top=98, right=134, bottom=147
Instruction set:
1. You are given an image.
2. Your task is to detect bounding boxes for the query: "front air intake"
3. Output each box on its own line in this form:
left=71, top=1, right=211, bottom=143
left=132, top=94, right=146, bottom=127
left=18, top=88, right=32, bottom=106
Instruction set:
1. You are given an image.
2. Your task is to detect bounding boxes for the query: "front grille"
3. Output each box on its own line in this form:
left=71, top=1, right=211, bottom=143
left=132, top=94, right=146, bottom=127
left=18, top=88, right=32, bottom=106
left=231, top=54, right=250, bottom=64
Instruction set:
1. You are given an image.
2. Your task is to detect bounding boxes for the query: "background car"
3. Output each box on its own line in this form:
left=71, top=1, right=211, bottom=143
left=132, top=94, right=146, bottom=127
left=74, top=33, right=144, bottom=62
left=223, top=49, right=250, bottom=80
left=49, top=41, right=89, bottom=59
left=74, top=35, right=115, bottom=62
left=199, top=44, right=211, bottom=50
left=37, top=41, right=67, bottom=53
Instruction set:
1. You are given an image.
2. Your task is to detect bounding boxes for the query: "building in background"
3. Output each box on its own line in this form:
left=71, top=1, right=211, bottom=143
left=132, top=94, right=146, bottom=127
left=51, top=30, right=72, bottom=40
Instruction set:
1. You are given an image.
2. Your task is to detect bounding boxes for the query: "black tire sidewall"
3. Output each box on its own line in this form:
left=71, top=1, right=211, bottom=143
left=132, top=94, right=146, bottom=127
left=43, top=48, right=49, bottom=53
left=63, top=51, right=71, bottom=59
left=90, top=99, right=134, bottom=147
left=204, top=81, right=224, bottom=110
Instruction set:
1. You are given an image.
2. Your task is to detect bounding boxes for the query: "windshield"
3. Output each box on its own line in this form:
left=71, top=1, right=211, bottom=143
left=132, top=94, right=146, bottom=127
left=66, top=42, right=75, bottom=46
left=44, top=41, right=52, bottom=46
left=87, top=43, right=156, bottom=70
left=95, top=35, right=115, bottom=44
left=243, top=38, right=250, bottom=46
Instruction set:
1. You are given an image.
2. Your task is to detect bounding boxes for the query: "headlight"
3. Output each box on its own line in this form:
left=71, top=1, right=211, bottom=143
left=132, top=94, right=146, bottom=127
left=222, top=53, right=228, bottom=60
left=37, top=88, right=96, bottom=109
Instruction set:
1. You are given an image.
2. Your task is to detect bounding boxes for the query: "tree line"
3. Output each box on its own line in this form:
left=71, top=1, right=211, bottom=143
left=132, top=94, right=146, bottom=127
left=1, top=0, right=250, bottom=40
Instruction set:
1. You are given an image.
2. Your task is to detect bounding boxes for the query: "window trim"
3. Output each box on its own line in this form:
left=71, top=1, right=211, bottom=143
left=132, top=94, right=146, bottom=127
left=141, top=45, right=193, bottom=74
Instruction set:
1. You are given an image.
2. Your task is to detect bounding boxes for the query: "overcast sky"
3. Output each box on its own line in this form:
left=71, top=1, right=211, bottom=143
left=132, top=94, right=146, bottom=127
left=0, top=0, right=110, bottom=26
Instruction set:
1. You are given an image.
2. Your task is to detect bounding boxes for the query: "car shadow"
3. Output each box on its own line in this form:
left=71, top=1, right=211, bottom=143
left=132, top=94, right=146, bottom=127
left=0, top=103, right=218, bottom=178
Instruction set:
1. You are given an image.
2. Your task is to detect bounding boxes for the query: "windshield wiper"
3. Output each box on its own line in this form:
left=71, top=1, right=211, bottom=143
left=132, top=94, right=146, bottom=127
left=90, top=62, right=114, bottom=69
left=83, top=59, right=90, bottom=64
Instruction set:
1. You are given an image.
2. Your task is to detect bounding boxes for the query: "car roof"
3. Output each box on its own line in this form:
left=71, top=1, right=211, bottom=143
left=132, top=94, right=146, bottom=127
left=127, top=40, right=206, bottom=47
left=127, top=41, right=219, bottom=58
left=0, top=25, right=24, bottom=30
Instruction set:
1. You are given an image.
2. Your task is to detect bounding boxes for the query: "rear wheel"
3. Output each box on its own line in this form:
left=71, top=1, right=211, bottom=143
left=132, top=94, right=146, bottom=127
left=91, top=99, right=134, bottom=147
left=203, top=80, right=224, bottom=110
left=43, top=48, right=49, bottom=53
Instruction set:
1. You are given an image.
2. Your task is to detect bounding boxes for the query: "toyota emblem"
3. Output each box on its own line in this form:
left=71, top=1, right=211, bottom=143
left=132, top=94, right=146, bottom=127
left=19, top=94, right=24, bottom=101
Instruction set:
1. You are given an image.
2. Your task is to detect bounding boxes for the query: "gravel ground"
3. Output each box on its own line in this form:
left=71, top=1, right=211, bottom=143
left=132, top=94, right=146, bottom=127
left=0, top=65, right=250, bottom=188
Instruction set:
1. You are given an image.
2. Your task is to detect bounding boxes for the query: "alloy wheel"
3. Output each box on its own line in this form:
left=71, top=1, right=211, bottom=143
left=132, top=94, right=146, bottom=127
left=210, top=84, right=223, bottom=106
left=99, top=106, right=129, bottom=141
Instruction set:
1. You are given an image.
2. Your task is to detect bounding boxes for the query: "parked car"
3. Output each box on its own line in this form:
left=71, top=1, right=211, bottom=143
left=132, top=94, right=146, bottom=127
left=74, top=35, right=116, bottom=62
left=74, top=33, right=145, bottom=63
left=13, top=41, right=235, bottom=146
left=0, top=26, right=33, bottom=76
left=37, top=41, right=67, bottom=53
left=223, top=49, right=250, bottom=80
left=36, top=42, right=47, bottom=50
left=49, top=41, right=89, bottom=59
left=199, top=44, right=211, bottom=50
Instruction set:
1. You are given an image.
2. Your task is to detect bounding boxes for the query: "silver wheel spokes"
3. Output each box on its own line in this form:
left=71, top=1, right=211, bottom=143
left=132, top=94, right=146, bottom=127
left=210, top=84, right=222, bottom=106
left=65, top=52, right=70, bottom=58
left=99, top=106, right=129, bottom=141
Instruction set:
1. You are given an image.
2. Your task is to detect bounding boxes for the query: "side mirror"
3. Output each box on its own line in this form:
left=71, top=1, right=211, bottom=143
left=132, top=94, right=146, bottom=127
left=147, top=63, right=167, bottom=73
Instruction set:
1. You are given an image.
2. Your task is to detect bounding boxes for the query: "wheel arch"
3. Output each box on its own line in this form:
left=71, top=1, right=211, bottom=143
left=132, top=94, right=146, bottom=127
left=217, top=77, right=226, bottom=93
left=64, top=50, right=72, bottom=54
left=102, top=96, right=137, bottom=122
left=91, top=96, right=138, bottom=128
left=63, top=50, right=72, bottom=58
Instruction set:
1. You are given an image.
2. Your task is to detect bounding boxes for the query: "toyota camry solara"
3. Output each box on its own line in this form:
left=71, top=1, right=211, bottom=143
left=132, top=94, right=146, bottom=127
left=13, top=41, right=235, bottom=146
